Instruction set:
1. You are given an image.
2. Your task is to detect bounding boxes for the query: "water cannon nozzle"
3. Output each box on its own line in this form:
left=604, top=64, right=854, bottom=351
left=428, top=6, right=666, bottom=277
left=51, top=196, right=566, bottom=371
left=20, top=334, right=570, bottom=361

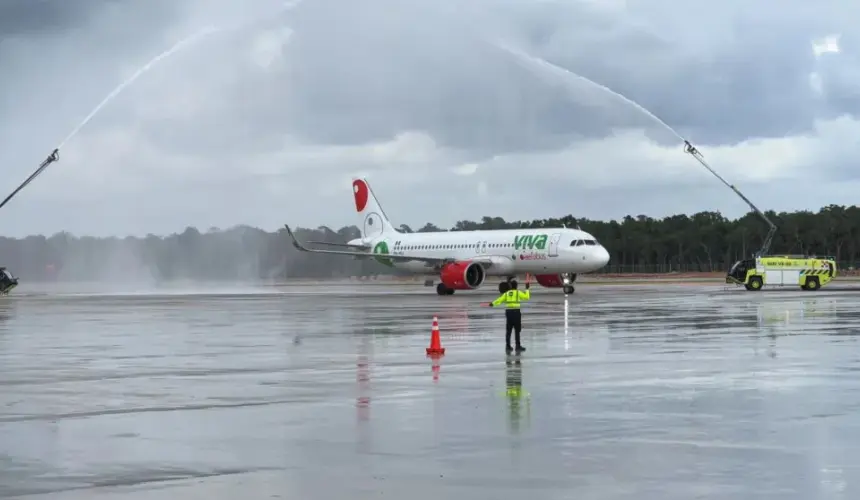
left=683, top=140, right=699, bottom=156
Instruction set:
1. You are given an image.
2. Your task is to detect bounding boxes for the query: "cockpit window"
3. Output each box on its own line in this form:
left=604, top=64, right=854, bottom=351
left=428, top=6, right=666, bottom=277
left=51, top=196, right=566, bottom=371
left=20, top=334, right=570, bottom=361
left=584, top=240, right=596, bottom=246
left=570, top=239, right=582, bottom=246
left=571, top=239, right=598, bottom=247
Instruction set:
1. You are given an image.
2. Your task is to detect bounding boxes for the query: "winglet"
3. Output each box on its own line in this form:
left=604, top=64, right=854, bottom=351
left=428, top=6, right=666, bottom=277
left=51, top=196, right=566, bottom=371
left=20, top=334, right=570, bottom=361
left=283, top=224, right=308, bottom=252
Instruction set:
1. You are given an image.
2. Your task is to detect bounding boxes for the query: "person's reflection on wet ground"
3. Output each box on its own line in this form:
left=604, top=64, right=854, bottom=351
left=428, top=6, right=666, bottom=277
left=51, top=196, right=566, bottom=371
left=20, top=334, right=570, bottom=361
left=505, top=357, right=529, bottom=434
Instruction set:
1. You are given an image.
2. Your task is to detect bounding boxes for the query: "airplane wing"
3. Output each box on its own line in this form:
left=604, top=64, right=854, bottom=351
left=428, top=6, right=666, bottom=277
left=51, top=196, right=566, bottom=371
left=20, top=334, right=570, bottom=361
left=306, top=241, right=372, bottom=250
left=284, top=225, right=454, bottom=264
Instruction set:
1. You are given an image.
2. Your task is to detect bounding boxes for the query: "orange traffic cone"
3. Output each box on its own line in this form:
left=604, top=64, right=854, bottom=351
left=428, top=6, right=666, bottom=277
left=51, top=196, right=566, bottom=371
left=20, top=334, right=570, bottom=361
left=426, top=315, right=446, bottom=355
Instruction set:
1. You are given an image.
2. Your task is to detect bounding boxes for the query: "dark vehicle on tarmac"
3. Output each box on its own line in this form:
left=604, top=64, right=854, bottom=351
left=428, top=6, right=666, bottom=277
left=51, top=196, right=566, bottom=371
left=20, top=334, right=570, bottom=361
left=0, top=267, right=18, bottom=295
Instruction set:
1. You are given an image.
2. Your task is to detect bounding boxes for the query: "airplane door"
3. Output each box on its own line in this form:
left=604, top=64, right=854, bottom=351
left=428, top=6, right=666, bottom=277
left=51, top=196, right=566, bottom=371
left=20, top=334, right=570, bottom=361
left=548, top=233, right=561, bottom=257
left=481, top=240, right=488, bottom=254
left=475, top=241, right=482, bottom=255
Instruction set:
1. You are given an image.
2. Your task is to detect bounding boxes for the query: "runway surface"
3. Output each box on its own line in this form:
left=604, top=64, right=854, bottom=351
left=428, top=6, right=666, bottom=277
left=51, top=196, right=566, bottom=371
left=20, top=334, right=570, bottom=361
left=2, top=281, right=860, bottom=499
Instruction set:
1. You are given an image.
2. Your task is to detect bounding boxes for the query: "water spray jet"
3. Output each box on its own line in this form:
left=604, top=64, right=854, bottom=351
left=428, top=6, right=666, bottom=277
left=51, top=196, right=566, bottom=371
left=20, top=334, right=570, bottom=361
left=489, top=38, right=777, bottom=258
left=0, top=0, right=305, bottom=295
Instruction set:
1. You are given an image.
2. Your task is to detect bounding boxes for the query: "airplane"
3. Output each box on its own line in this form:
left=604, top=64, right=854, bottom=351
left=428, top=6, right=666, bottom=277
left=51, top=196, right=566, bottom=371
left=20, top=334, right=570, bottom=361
left=284, top=178, right=610, bottom=296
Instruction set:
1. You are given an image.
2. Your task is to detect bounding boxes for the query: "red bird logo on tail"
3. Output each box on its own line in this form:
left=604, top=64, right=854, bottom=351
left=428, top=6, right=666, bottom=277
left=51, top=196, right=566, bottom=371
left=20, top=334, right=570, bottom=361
left=353, top=179, right=369, bottom=212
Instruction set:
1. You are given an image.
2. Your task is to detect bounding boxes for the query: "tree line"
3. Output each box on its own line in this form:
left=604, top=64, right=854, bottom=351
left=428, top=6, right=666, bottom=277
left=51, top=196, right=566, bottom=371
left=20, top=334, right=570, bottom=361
left=1, top=204, right=858, bottom=281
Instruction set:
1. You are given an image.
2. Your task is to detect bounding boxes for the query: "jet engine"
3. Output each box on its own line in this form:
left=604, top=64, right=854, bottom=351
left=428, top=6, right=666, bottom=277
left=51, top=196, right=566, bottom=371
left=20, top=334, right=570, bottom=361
left=440, top=261, right=485, bottom=290
left=534, top=274, right=565, bottom=288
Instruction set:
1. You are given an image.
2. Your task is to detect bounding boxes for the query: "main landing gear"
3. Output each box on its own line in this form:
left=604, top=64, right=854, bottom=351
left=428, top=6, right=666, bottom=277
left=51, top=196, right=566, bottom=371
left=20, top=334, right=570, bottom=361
left=498, top=277, right=518, bottom=294
left=495, top=274, right=577, bottom=294
left=435, top=273, right=578, bottom=296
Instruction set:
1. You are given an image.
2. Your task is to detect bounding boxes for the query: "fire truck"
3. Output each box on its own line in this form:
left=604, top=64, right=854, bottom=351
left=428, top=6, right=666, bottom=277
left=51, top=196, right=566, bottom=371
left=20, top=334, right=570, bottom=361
left=726, top=255, right=836, bottom=291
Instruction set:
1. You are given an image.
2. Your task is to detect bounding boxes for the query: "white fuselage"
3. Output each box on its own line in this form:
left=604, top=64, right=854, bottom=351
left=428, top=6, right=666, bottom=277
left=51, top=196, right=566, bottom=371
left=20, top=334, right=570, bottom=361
left=348, top=227, right=609, bottom=276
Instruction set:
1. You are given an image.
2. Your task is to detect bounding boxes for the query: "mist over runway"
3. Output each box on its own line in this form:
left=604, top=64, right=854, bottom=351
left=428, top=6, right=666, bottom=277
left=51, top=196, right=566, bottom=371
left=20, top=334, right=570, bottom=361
left=1, top=282, right=859, bottom=499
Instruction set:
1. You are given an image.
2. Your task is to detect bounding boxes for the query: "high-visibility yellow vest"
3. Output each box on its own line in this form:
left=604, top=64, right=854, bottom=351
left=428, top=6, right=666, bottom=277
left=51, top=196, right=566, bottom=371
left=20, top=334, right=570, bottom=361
left=492, top=289, right=530, bottom=309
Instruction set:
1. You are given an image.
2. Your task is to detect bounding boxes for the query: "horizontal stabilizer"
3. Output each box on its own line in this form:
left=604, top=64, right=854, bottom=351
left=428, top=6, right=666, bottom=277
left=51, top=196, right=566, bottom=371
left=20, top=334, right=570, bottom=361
left=283, top=224, right=503, bottom=270
left=284, top=224, right=449, bottom=264
left=307, top=241, right=371, bottom=250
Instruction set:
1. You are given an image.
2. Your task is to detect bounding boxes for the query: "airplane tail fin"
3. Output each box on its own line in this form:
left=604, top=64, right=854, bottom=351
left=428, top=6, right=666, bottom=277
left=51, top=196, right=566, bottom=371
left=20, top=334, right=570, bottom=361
left=352, top=178, right=398, bottom=239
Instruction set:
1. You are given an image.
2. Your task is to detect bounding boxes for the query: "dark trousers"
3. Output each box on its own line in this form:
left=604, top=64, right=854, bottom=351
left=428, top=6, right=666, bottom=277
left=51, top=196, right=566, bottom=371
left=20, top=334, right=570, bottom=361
left=505, top=308, right=522, bottom=348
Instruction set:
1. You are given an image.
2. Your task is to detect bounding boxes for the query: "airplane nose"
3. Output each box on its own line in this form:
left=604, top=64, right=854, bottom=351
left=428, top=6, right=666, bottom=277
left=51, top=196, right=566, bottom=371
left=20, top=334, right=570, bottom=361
left=596, top=246, right=610, bottom=267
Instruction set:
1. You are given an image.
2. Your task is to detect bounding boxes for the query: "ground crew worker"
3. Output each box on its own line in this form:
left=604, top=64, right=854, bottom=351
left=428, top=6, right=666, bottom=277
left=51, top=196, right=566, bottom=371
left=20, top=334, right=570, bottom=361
left=489, top=275, right=531, bottom=353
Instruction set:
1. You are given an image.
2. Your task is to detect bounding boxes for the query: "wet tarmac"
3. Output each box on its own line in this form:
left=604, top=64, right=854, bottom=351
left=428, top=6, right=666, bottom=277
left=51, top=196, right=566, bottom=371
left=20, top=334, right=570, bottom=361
left=2, top=281, right=860, bottom=499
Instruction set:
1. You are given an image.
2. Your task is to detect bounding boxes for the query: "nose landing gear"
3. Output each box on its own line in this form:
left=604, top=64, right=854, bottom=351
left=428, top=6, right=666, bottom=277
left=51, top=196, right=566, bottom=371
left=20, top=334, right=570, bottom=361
left=562, top=273, right=576, bottom=295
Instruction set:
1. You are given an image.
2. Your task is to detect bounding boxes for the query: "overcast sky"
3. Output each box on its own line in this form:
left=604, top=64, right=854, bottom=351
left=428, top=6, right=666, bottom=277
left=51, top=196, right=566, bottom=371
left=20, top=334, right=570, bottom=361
left=0, top=0, right=858, bottom=237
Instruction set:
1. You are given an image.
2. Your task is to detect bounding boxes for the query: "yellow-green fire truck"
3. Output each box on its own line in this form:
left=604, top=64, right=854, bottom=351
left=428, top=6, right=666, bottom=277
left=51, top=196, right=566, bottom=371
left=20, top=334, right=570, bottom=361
left=726, top=255, right=836, bottom=291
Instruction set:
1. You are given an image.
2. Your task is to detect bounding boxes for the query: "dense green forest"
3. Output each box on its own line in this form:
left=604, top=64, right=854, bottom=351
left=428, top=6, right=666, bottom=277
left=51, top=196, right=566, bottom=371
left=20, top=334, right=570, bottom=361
left=0, top=204, right=857, bottom=281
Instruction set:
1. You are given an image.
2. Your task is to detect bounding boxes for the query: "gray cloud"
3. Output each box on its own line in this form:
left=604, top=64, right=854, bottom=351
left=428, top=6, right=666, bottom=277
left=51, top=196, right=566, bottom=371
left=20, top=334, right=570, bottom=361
left=1, top=0, right=859, bottom=237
